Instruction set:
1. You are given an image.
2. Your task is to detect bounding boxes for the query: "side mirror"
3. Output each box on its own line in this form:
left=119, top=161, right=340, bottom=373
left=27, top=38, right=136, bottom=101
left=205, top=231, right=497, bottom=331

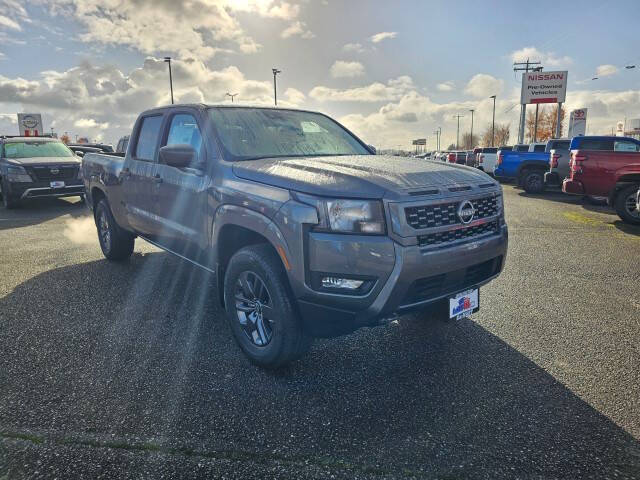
left=75, top=151, right=85, bottom=158
left=368, top=144, right=377, bottom=154
left=159, top=144, right=197, bottom=169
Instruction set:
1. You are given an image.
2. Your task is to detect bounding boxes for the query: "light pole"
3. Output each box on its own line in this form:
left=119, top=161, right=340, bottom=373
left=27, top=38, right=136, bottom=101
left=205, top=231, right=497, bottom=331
left=438, top=126, right=442, bottom=150
left=272, top=68, right=281, bottom=106
left=164, top=57, right=174, bottom=104
left=469, top=109, right=475, bottom=149
left=453, top=115, right=464, bottom=149
left=226, top=92, right=238, bottom=103
left=490, top=95, right=496, bottom=147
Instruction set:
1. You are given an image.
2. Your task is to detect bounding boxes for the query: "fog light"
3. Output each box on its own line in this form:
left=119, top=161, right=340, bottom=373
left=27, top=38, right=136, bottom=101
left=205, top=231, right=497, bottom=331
left=321, top=277, right=364, bottom=290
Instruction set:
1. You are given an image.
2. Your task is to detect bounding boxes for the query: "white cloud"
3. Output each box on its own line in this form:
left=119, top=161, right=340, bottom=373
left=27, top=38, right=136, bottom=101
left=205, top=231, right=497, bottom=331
left=370, top=31, right=397, bottom=43
left=330, top=60, right=365, bottom=78
left=0, top=15, right=21, bottom=31
left=343, top=42, right=365, bottom=53
left=510, top=46, right=572, bottom=68
left=595, top=64, right=618, bottom=77
left=281, top=20, right=314, bottom=39
left=0, top=57, right=300, bottom=143
left=39, top=0, right=308, bottom=59
left=74, top=118, right=109, bottom=130
left=464, top=74, right=504, bottom=98
left=284, top=87, right=305, bottom=105
left=436, top=81, right=454, bottom=92
left=310, top=76, right=414, bottom=102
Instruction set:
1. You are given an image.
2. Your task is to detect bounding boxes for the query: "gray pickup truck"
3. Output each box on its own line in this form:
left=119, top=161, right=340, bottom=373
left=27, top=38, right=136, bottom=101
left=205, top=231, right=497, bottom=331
left=83, top=104, right=508, bottom=367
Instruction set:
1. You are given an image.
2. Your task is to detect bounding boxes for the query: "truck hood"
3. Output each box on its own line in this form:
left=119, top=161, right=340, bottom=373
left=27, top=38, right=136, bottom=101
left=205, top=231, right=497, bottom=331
left=8, top=156, right=80, bottom=166
left=232, top=155, right=495, bottom=199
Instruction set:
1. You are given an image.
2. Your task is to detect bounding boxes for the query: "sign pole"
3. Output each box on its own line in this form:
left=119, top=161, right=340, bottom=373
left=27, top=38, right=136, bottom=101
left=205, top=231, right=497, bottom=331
left=518, top=105, right=526, bottom=144
left=555, top=102, right=563, bottom=138
left=533, top=104, right=539, bottom=142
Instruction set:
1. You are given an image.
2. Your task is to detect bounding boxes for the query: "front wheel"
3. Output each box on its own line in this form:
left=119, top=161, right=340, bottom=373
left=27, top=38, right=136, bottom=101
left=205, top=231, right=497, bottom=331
left=95, top=198, right=135, bottom=260
left=614, top=184, right=640, bottom=225
left=223, top=244, right=311, bottom=368
left=1, top=179, right=19, bottom=209
left=522, top=170, right=546, bottom=194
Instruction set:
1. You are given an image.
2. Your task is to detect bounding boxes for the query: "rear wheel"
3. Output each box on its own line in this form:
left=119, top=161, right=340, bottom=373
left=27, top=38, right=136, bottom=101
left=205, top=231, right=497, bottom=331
left=614, top=184, right=640, bottom=225
left=95, top=198, right=135, bottom=260
left=522, top=170, right=546, bottom=194
left=223, top=244, right=311, bottom=368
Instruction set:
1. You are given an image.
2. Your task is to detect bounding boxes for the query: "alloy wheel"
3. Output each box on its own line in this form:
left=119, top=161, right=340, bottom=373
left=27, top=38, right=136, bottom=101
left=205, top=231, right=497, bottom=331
left=234, top=271, right=274, bottom=346
left=625, top=193, right=640, bottom=219
left=98, top=210, right=112, bottom=252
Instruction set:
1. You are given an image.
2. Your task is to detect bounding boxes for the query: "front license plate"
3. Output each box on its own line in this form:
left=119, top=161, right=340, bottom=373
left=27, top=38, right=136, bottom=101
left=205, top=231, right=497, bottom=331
left=50, top=181, right=65, bottom=188
left=449, top=289, right=479, bottom=320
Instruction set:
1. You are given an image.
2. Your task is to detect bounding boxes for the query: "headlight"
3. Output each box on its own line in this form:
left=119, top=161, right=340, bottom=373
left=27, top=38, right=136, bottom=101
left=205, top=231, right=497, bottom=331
left=295, top=193, right=386, bottom=234
left=6, top=165, right=32, bottom=183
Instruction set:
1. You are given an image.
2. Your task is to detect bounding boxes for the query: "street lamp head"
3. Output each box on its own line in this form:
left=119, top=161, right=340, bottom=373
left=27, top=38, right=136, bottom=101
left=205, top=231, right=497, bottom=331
left=625, top=65, right=636, bottom=69
left=592, top=77, right=599, bottom=80
left=490, top=95, right=496, bottom=99
left=163, top=56, right=171, bottom=63
left=272, top=68, right=281, bottom=75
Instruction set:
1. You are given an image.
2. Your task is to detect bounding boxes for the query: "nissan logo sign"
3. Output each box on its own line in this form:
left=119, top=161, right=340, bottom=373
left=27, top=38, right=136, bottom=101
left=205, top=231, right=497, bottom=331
left=50, top=168, right=60, bottom=175
left=457, top=200, right=476, bottom=224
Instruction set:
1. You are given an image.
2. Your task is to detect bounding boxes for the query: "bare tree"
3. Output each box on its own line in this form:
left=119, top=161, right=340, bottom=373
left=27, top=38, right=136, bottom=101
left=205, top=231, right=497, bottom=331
left=460, top=132, right=477, bottom=150
left=480, top=123, right=510, bottom=147
left=525, top=105, right=566, bottom=142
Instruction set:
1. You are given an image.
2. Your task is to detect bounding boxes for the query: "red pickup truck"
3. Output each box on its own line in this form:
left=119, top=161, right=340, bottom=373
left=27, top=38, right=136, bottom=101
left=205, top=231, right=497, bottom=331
left=562, top=136, right=640, bottom=224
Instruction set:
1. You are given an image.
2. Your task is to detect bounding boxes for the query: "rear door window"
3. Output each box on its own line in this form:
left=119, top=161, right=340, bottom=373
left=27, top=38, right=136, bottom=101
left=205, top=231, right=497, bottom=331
left=578, top=139, right=614, bottom=151
left=135, top=115, right=163, bottom=161
left=614, top=140, right=640, bottom=152
left=533, top=144, right=546, bottom=152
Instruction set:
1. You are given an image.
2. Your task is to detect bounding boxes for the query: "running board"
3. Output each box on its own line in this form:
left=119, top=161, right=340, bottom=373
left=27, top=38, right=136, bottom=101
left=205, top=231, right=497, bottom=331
left=139, top=236, right=216, bottom=274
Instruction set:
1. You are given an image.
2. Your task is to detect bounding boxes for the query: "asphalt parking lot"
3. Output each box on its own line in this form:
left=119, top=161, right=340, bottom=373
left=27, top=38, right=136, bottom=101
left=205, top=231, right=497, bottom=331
left=0, top=186, right=639, bottom=479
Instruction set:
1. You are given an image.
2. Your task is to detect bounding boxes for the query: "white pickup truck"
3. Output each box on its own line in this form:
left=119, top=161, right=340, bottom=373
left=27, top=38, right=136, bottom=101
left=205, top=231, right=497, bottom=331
left=476, top=147, right=500, bottom=174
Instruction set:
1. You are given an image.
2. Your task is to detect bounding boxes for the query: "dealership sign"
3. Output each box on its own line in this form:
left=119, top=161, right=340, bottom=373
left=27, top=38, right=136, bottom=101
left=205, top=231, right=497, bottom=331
left=412, top=138, right=427, bottom=146
left=17, top=113, right=44, bottom=136
left=521, top=71, right=568, bottom=105
left=568, top=108, right=587, bottom=137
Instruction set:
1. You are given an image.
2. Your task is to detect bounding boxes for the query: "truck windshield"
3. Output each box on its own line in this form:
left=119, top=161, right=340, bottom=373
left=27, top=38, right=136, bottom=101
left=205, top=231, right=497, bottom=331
left=208, top=107, right=370, bottom=161
left=3, top=141, right=74, bottom=159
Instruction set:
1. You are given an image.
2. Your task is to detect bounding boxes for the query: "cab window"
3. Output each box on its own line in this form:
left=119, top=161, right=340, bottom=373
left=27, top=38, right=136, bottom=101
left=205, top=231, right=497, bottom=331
left=614, top=140, right=640, bottom=152
left=166, top=114, right=202, bottom=156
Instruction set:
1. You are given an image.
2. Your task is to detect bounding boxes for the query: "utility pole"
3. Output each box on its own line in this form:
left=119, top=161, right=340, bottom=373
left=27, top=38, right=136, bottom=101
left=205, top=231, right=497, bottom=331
left=490, top=95, right=496, bottom=147
left=433, top=129, right=441, bottom=151
left=438, top=126, right=441, bottom=150
left=272, top=68, right=281, bottom=106
left=469, top=109, right=475, bottom=149
left=453, top=115, right=464, bottom=149
left=513, top=58, right=543, bottom=144
left=226, top=92, right=238, bottom=103
left=164, top=57, right=174, bottom=105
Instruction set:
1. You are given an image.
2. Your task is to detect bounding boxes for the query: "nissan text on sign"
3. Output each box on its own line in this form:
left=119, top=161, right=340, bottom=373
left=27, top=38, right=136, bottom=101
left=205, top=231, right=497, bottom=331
left=17, top=113, right=44, bottom=136
left=521, top=71, right=568, bottom=105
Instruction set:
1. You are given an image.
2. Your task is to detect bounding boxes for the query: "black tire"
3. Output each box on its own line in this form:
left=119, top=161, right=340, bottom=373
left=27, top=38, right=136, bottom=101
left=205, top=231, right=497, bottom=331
left=1, top=179, right=19, bottom=209
left=223, top=244, right=311, bottom=368
left=95, top=198, right=135, bottom=260
left=522, top=170, right=546, bottom=194
left=584, top=195, right=608, bottom=206
left=614, top=184, right=640, bottom=225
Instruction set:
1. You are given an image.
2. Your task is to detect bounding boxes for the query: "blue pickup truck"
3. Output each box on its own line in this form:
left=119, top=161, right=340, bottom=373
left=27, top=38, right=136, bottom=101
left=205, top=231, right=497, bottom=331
left=494, top=139, right=570, bottom=193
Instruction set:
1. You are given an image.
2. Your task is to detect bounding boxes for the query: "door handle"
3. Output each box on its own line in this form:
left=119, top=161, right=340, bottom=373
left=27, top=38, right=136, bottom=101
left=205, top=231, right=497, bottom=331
left=153, top=174, right=163, bottom=184
left=121, top=167, right=131, bottom=178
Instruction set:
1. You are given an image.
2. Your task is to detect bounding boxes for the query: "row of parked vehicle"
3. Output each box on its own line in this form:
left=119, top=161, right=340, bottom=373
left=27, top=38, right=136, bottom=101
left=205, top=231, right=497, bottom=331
left=428, top=136, right=640, bottom=225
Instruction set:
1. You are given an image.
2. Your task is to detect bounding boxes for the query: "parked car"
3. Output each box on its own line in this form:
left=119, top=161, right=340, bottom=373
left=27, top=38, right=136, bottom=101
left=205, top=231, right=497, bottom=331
left=494, top=140, right=566, bottom=193
left=67, top=144, right=104, bottom=158
left=0, top=136, right=84, bottom=208
left=475, top=147, right=498, bottom=173
left=562, top=136, right=640, bottom=224
left=543, top=139, right=571, bottom=187
left=447, top=151, right=468, bottom=165
left=83, top=104, right=508, bottom=367
left=466, top=148, right=481, bottom=167
left=115, top=135, right=130, bottom=154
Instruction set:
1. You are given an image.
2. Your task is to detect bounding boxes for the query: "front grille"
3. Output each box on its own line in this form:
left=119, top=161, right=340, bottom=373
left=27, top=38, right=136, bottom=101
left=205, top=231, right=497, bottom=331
left=418, top=220, right=499, bottom=247
left=26, top=165, right=78, bottom=181
left=405, top=195, right=499, bottom=230
left=403, top=256, right=502, bottom=305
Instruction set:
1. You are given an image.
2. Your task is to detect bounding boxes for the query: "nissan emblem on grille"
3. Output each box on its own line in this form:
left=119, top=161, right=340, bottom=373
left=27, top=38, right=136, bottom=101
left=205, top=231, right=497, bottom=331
left=50, top=168, right=60, bottom=175
left=457, top=200, right=476, bottom=224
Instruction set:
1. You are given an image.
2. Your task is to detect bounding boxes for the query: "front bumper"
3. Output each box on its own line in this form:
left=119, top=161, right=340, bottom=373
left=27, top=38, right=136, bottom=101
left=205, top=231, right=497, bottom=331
left=297, top=225, right=508, bottom=337
left=562, top=178, right=584, bottom=195
left=544, top=171, right=560, bottom=186
left=4, top=180, right=85, bottom=201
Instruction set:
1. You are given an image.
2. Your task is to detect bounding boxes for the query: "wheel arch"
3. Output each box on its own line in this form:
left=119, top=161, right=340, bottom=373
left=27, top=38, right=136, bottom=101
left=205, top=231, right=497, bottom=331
left=212, top=205, right=294, bottom=307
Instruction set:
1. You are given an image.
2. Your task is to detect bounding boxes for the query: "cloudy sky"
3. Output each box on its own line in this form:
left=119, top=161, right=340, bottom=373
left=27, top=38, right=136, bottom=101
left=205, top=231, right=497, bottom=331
left=1, top=0, right=639, bottom=148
